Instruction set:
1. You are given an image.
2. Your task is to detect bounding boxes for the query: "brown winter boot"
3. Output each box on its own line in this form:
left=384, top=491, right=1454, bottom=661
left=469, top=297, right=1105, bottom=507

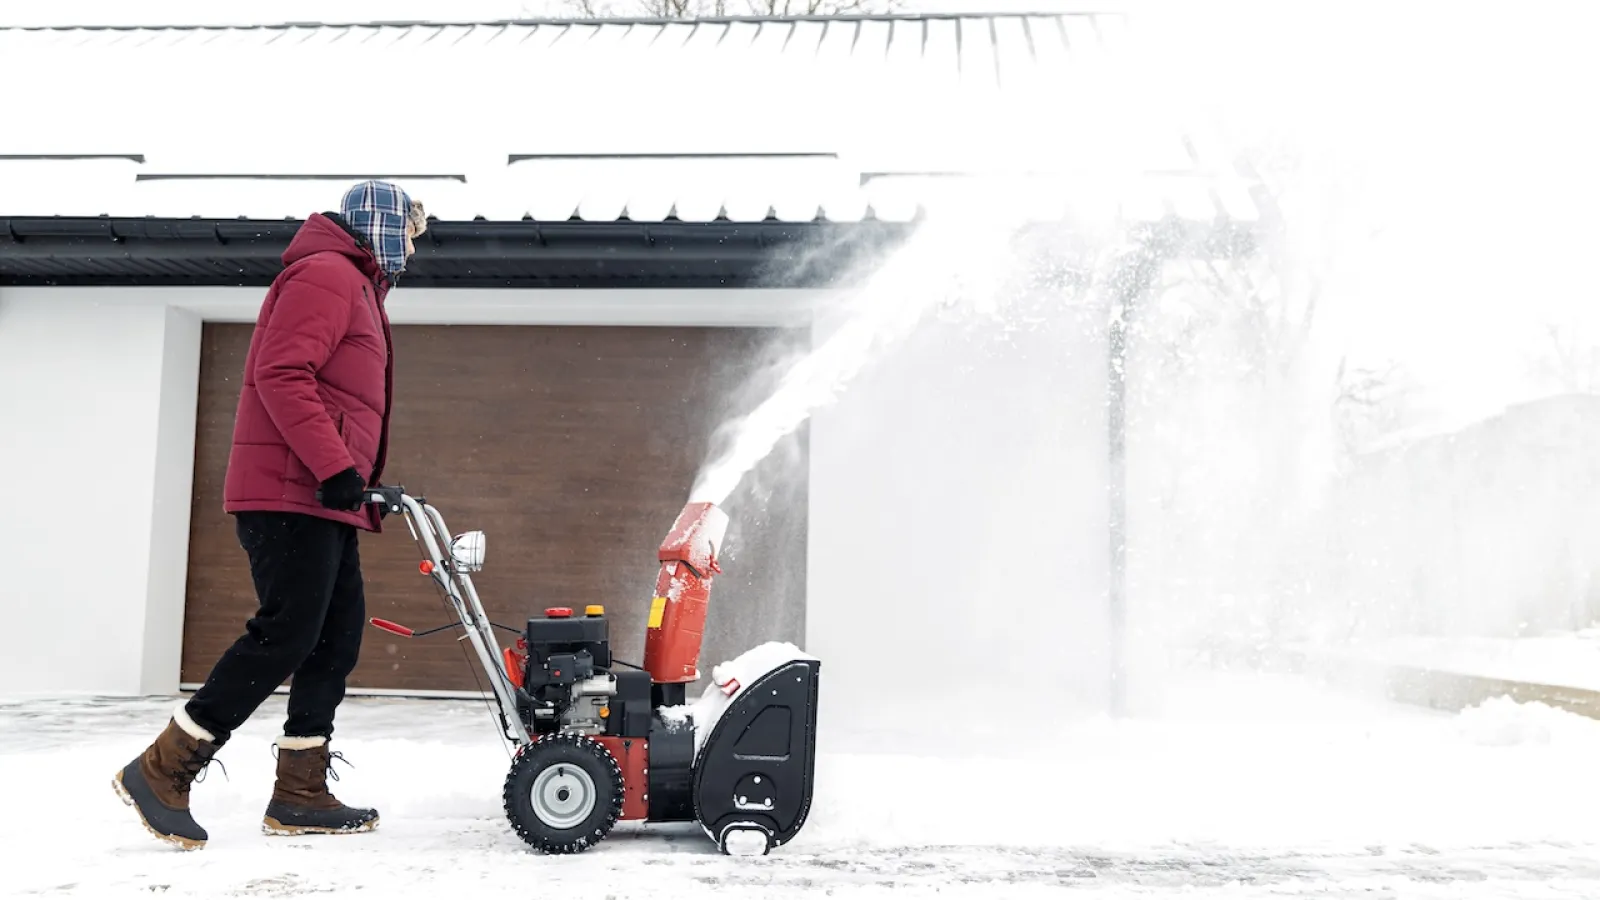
left=262, top=735, right=379, bottom=835
left=111, top=704, right=222, bottom=850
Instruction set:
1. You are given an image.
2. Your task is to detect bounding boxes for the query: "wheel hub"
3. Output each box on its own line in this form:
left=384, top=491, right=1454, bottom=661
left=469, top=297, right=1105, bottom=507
left=531, top=764, right=597, bottom=830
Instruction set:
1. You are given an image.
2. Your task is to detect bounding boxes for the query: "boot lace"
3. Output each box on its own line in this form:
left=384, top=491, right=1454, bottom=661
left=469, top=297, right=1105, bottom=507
left=325, top=749, right=353, bottom=782
left=173, top=750, right=225, bottom=795
left=269, top=745, right=355, bottom=782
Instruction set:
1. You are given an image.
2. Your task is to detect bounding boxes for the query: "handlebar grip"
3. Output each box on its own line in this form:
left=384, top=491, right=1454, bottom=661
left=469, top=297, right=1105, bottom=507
left=312, top=485, right=404, bottom=499
left=370, top=617, right=414, bottom=637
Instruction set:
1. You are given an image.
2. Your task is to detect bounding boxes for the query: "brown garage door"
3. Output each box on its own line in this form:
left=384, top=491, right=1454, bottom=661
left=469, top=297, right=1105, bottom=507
left=182, top=321, right=809, bottom=694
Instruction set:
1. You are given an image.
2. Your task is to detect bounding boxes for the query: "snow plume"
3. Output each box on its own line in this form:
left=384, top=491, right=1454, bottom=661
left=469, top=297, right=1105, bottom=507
left=687, top=188, right=1035, bottom=507
left=689, top=0, right=1600, bottom=730
left=685, top=28, right=1156, bottom=509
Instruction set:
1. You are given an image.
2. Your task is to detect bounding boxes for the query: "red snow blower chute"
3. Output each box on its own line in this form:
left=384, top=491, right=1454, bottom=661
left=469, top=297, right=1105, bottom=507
left=356, top=487, right=821, bottom=856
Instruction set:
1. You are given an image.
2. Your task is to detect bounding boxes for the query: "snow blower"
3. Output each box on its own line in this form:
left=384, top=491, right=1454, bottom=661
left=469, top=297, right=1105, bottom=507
left=354, top=486, right=821, bottom=856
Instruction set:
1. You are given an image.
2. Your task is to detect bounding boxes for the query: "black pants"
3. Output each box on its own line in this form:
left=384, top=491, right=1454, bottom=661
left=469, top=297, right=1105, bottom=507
left=185, top=511, right=366, bottom=746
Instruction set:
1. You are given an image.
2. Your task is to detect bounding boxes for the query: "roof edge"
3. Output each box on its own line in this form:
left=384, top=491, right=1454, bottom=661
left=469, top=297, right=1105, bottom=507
left=0, top=215, right=916, bottom=290
left=0, top=212, right=1253, bottom=290
left=1, top=9, right=1125, bottom=33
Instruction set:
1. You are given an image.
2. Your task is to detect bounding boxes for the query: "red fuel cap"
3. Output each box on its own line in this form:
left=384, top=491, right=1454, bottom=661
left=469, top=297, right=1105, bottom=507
left=545, top=607, right=573, bottom=618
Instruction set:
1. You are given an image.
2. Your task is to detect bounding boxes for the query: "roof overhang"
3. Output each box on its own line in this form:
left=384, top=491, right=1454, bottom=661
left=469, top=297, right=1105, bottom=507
left=0, top=14, right=1267, bottom=290
left=0, top=216, right=907, bottom=289
left=0, top=213, right=1257, bottom=289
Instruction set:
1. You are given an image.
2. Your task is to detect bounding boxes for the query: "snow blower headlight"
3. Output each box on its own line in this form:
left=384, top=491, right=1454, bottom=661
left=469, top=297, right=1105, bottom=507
left=450, top=530, right=486, bottom=572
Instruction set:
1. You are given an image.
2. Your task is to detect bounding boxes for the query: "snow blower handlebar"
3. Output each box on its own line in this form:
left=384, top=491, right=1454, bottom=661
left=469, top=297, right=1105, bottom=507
left=352, top=488, right=731, bottom=745
left=355, top=485, right=532, bottom=747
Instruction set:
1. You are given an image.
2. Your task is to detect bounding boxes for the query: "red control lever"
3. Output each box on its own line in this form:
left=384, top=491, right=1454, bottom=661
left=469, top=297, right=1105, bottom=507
left=370, top=617, right=414, bottom=637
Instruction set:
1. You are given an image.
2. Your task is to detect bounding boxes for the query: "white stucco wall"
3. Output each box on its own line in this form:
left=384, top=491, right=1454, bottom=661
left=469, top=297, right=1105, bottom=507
left=0, top=285, right=818, bottom=698
left=0, top=289, right=201, bottom=696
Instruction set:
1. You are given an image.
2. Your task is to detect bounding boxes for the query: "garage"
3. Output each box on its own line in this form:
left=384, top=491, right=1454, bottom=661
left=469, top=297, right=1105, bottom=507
left=181, top=320, right=810, bottom=694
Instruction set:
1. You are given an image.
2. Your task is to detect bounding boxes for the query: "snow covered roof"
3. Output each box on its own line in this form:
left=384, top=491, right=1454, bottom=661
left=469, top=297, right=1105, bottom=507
left=0, top=13, right=1260, bottom=225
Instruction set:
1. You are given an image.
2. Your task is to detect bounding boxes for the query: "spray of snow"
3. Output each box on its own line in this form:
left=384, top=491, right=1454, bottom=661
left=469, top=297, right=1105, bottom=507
left=686, top=190, right=1039, bottom=507
left=680, top=1, right=1600, bottom=731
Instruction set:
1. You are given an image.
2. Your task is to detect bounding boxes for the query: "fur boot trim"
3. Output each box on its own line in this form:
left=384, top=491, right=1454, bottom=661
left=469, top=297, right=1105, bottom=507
left=172, top=702, right=216, bottom=743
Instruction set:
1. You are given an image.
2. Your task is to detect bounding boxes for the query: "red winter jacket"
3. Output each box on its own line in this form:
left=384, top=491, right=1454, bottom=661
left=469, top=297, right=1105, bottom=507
left=222, top=213, right=395, bottom=532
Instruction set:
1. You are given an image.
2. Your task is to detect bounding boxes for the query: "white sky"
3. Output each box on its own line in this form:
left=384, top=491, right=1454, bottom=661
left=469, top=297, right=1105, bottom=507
left=0, top=0, right=1105, bottom=27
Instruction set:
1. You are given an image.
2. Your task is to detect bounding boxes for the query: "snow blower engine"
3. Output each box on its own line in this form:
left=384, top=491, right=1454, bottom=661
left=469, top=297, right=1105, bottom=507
left=359, top=487, right=821, bottom=856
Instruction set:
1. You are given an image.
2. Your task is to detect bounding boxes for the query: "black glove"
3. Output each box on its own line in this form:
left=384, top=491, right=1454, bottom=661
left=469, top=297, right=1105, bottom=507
left=317, top=467, right=366, bottom=511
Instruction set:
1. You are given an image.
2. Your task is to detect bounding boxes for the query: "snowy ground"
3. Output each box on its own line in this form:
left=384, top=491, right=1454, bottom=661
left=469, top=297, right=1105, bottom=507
left=5, top=669, right=1600, bottom=899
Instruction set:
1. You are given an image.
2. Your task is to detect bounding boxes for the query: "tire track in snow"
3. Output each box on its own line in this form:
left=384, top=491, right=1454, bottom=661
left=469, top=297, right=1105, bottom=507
left=652, top=842, right=1600, bottom=894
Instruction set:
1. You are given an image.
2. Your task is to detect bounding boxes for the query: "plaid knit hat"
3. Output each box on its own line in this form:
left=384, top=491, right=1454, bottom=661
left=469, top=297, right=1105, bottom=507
left=339, top=180, right=426, bottom=276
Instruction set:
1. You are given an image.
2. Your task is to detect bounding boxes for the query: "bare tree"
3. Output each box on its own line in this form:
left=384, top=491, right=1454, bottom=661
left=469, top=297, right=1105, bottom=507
left=1528, top=321, right=1600, bottom=396
left=553, top=0, right=897, bottom=16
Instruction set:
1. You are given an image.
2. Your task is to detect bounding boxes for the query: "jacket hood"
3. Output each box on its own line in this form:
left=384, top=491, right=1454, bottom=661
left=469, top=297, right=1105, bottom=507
left=281, top=213, right=385, bottom=286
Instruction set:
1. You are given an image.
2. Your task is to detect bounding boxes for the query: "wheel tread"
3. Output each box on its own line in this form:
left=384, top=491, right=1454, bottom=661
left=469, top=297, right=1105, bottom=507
left=502, top=733, right=625, bottom=854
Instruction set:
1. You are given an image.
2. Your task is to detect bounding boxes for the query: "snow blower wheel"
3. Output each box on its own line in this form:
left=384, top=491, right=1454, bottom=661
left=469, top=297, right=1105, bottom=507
left=502, top=733, right=624, bottom=854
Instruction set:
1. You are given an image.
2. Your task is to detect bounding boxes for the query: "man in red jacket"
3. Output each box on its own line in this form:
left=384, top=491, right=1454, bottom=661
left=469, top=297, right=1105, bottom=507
left=113, top=180, right=427, bottom=850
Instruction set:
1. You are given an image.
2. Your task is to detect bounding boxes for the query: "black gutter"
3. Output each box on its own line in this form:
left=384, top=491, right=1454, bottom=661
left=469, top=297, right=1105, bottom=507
left=0, top=216, right=915, bottom=289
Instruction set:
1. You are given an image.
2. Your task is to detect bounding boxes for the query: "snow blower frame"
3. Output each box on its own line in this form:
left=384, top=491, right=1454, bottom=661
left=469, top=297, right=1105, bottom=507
left=351, top=486, right=821, bottom=856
